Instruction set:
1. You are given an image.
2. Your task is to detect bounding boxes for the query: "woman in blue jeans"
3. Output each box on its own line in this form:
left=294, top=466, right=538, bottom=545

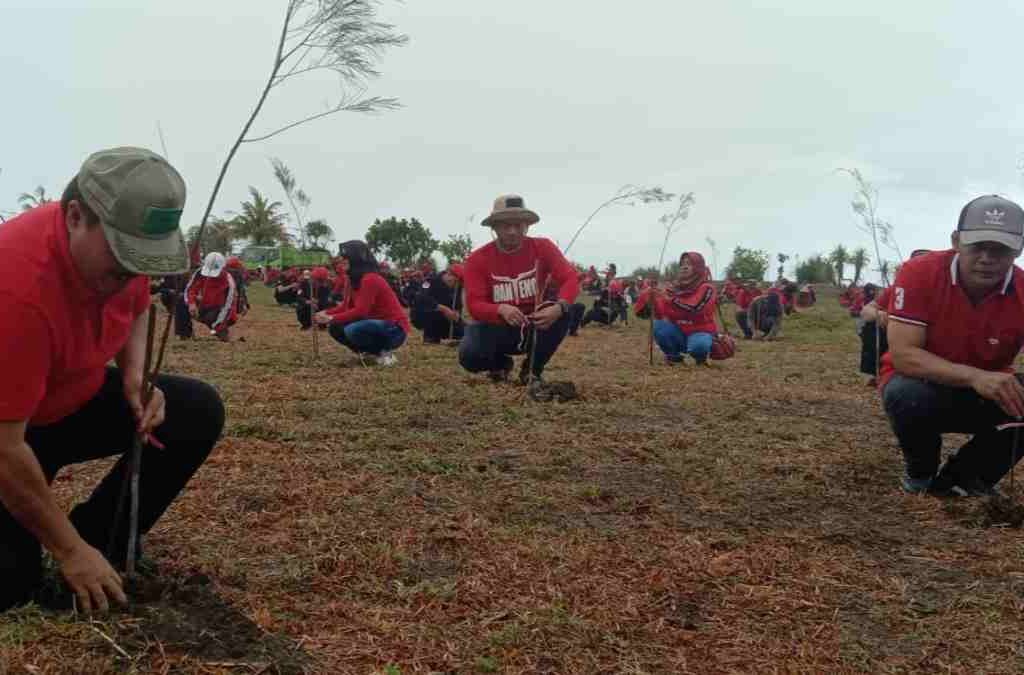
left=634, top=251, right=719, bottom=364
left=314, top=241, right=410, bottom=366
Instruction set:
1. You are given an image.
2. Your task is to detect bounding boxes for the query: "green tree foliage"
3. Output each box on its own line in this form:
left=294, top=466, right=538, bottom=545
left=437, top=233, right=474, bottom=263
left=365, top=217, right=438, bottom=267
left=829, top=244, right=849, bottom=285
left=849, top=247, right=870, bottom=286
left=186, top=216, right=235, bottom=255
left=795, top=254, right=833, bottom=284
left=304, top=219, right=333, bottom=250
left=776, top=253, right=789, bottom=280
left=724, top=246, right=770, bottom=281
left=233, top=187, right=289, bottom=246
left=631, top=265, right=662, bottom=280
left=18, top=186, right=51, bottom=211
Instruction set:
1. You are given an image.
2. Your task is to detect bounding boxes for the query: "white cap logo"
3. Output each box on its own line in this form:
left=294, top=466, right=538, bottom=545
left=984, top=209, right=1006, bottom=226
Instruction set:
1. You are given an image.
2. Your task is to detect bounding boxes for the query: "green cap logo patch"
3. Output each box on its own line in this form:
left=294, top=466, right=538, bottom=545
left=142, top=206, right=183, bottom=235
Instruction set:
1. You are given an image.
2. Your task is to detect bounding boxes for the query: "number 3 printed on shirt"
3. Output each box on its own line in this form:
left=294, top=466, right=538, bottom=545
left=894, top=287, right=905, bottom=311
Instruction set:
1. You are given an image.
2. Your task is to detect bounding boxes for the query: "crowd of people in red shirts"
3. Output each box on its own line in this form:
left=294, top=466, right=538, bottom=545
left=5, top=146, right=1024, bottom=619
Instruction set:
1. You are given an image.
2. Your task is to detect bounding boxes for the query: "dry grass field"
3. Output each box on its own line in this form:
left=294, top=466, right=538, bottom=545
left=3, top=284, right=1023, bottom=674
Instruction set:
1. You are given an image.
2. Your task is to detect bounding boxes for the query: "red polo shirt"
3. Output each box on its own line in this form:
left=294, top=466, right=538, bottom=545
left=0, top=203, right=151, bottom=426
left=880, top=249, right=1024, bottom=389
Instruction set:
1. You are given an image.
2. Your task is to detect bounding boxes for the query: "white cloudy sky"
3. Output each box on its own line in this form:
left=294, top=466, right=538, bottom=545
left=4, top=0, right=1024, bottom=279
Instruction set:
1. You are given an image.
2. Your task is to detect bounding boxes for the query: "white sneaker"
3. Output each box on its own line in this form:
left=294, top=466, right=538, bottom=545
left=376, top=351, right=398, bottom=367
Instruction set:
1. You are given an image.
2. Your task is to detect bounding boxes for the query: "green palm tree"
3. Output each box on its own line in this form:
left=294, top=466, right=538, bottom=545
left=232, top=187, right=288, bottom=246
left=829, top=244, right=849, bottom=286
left=18, top=186, right=51, bottom=211
left=849, top=247, right=870, bottom=286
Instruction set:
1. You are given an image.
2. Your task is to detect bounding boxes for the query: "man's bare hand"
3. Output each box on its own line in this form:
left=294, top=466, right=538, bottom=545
left=59, top=542, right=126, bottom=613
left=530, top=304, right=563, bottom=331
left=971, top=370, right=1024, bottom=419
left=439, top=305, right=459, bottom=321
left=877, top=310, right=889, bottom=328
left=313, top=311, right=332, bottom=326
left=497, top=304, right=527, bottom=327
left=123, top=380, right=166, bottom=449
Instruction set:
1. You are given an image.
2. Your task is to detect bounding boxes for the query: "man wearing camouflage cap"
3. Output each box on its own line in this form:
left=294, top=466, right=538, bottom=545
left=883, top=195, right=1024, bottom=497
left=0, top=148, right=224, bottom=612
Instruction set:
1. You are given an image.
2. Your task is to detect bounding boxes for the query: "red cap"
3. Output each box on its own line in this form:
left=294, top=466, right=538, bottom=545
left=311, top=266, right=330, bottom=281
left=447, top=263, right=465, bottom=280
left=226, top=256, right=244, bottom=270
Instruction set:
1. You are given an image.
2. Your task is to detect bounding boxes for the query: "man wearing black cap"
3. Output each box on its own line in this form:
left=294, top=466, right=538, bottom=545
left=882, top=195, right=1024, bottom=496
left=0, top=147, right=224, bottom=612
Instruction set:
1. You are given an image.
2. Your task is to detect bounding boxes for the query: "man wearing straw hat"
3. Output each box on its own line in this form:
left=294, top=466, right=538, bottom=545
left=460, top=194, right=579, bottom=384
left=0, top=147, right=224, bottom=612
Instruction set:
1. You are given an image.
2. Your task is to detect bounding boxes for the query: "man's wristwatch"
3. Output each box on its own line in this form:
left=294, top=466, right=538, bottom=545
left=556, top=299, right=570, bottom=316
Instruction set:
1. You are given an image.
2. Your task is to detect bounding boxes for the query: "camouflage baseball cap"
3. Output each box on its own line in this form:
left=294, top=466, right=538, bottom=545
left=77, top=147, right=189, bottom=275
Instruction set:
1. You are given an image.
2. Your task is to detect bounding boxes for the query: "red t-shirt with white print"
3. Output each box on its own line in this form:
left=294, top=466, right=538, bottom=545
left=463, top=237, right=580, bottom=325
left=880, top=249, right=1024, bottom=389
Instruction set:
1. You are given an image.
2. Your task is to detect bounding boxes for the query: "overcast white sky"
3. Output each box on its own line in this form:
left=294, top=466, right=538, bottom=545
left=4, top=0, right=1024, bottom=279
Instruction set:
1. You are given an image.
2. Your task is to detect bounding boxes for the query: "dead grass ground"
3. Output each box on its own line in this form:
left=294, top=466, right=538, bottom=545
left=3, top=285, right=1024, bottom=674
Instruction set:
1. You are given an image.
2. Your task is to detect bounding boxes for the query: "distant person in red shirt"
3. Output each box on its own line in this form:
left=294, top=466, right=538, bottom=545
left=733, top=280, right=762, bottom=339
left=186, top=252, right=238, bottom=342
left=315, top=240, right=410, bottom=366
left=0, top=147, right=223, bottom=612
left=884, top=196, right=1024, bottom=496
left=635, top=251, right=718, bottom=365
left=459, top=194, right=579, bottom=384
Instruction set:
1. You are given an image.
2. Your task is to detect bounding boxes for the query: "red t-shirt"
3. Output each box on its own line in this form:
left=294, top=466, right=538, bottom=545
left=734, top=287, right=761, bottom=311
left=185, top=271, right=238, bottom=328
left=0, top=203, right=151, bottom=426
left=875, top=287, right=892, bottom=313
left=464, top=237, right=580, bottom=325
left=880, top=249, right=1024, bottom=389
left=325, top=272, right=411, bottom=333
left=634, top=282, right=718, bottom=335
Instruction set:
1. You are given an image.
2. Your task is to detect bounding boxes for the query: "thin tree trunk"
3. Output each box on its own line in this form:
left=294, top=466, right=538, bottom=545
left=194, top=4, right=293, bottom=243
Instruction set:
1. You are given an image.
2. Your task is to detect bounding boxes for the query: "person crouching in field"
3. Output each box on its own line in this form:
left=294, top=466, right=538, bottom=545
left=635, top=252, right=718, bottom=365
left=186, top=252, right=238, bottom=342
left=883, top=196, right=1024, bottom=496
left=459, top=194, right=579, bottom=385
left=296, top=267, right=333, bottom=331
left=411, top=264, right=465, bottom=344
left=0, top=147, right=223, bottom=612
left=747, top=288, right=783, bottom=340
left=314, top=241, right=410, bottom=366
left=733, top=280, right=761, bottom=339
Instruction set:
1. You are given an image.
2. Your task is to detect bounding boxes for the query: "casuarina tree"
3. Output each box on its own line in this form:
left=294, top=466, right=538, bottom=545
left=564, top=185, right=675, bottom=256
left=837, top=168, right=903, bottom=285
left=365, top=217, right=438, bottom=268
left=18, top=186, right=50, bottom=211
left=192, top=0, right=407, bottom=252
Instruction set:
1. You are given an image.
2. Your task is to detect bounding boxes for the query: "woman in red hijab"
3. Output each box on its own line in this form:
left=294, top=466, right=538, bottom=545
left=635, top=251, right=718, bottom=364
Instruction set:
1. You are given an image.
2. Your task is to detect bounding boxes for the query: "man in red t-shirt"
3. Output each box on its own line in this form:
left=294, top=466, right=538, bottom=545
left=0, top=148, right=223, bottom=612
left=460, top=194, right=579, bottom=385
left=733, top=280, right=761, bottom=339
left=884, top=196, right=1024, bottom=496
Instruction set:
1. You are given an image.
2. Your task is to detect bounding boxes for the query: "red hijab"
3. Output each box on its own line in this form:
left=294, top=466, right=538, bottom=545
left=676, top=251, right=710, bottom=292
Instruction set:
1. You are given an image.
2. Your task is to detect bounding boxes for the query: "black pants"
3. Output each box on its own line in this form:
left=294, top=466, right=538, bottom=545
left=297, top=301, right=313, bottom=329
left=859, top=321, right=889, bottom=376
left=411, top=309, right=465, bottom=343
left=582, top=307, right=612, bottom=327
left=567, top=303, right=585, bottom=336
left=735, top=310, right=752, bottom=339
left=459, top=314, right=570, bottom=378
left=0, top=369, right=224, bottom=610
left=883, top=375, right=1022, bottom=487
left=174, top=294, right=193, bottom=338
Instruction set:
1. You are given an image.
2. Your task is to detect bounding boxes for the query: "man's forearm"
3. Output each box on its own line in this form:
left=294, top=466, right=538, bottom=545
left=892, top=346, right=981, bottom=389
left=0, top=441, right=84, bottom=560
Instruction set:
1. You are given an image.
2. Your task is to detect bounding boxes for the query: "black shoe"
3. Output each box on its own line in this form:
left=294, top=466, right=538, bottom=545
left=488, top=356, right=514, bottom=383
left=953, top=476, right=1001, bottom=498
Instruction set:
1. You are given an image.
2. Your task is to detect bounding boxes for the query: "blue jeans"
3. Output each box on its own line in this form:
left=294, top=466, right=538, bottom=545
left=329, top=319, right=406, bottom=355
left=653, top=321, right=713, bottom=364
left=459, top=313, right=570, bottom=377
left=883, top=374, right=1022, bottom=486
